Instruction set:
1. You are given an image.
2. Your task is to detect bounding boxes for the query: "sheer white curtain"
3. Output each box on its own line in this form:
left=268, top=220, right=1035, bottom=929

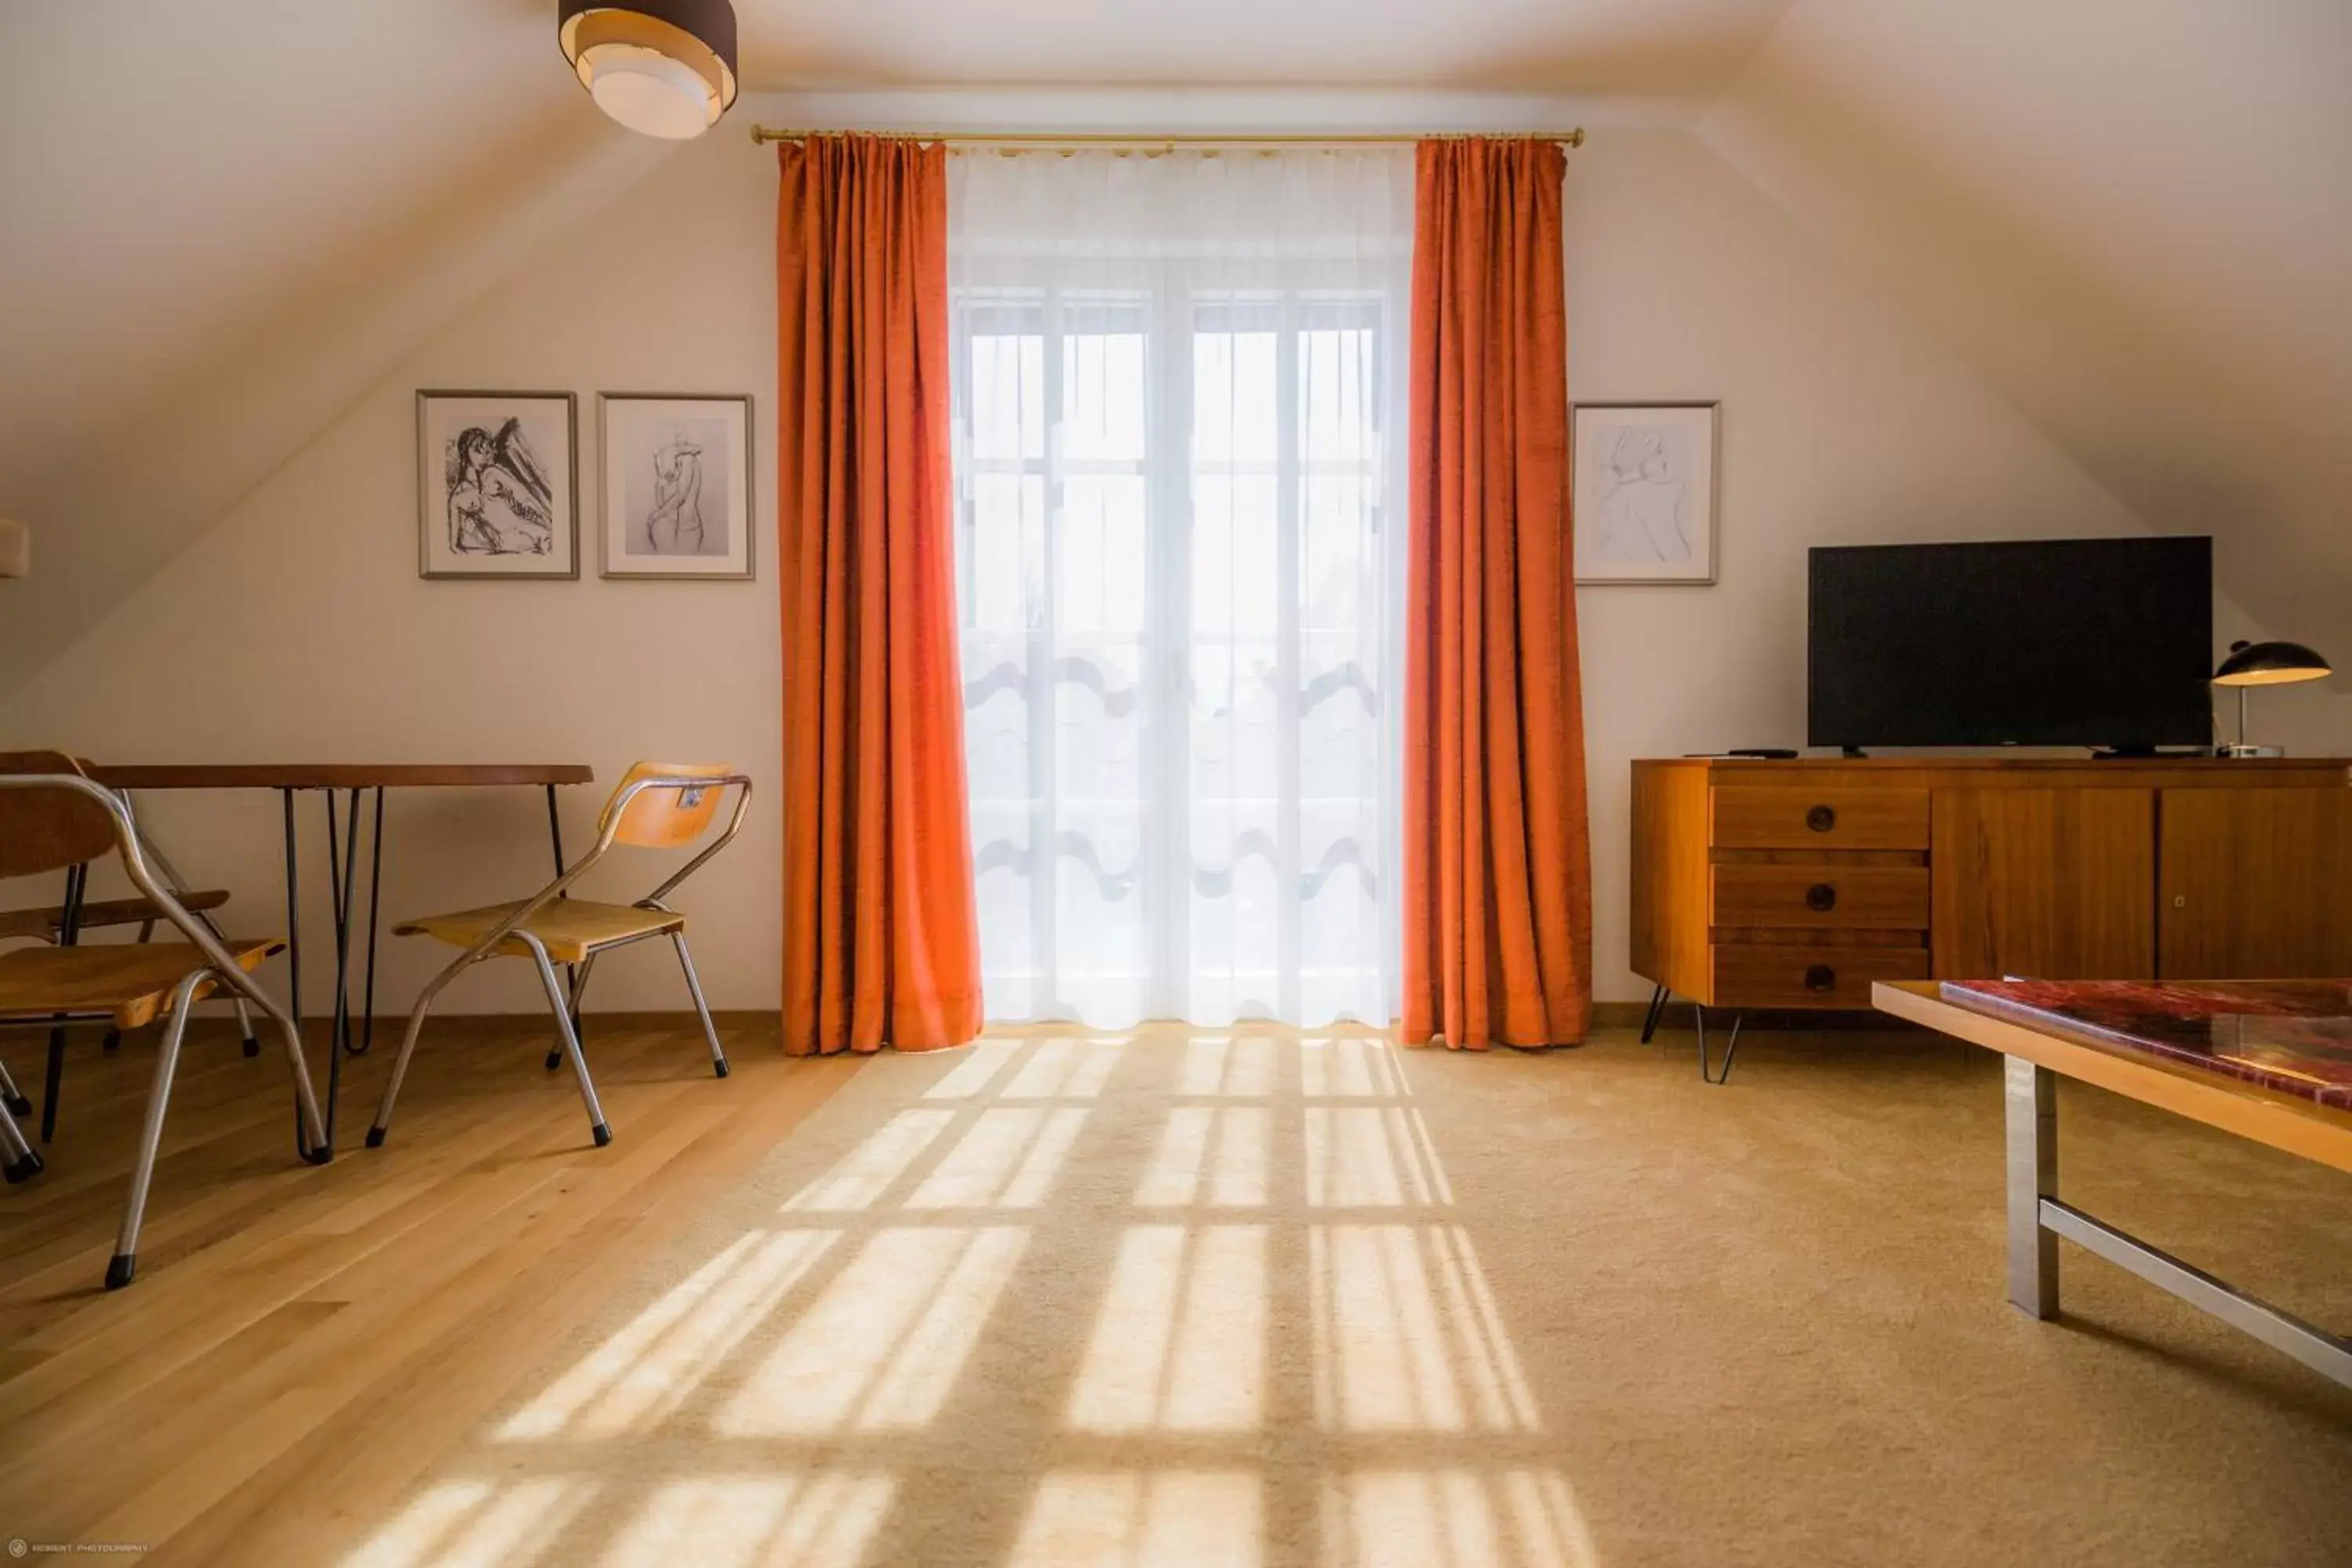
left=948, top=148, right=1412, bottom=1029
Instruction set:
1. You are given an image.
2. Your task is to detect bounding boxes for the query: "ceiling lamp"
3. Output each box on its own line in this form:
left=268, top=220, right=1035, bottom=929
left=557, top=1, right=739, bottom=141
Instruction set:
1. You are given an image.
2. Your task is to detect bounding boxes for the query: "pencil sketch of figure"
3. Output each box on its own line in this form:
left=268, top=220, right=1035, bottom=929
left=642, top=432, right=706, bottom=554
left=1588, top=425, right=1690, bottom=564
left=615, top=411, right=731, bottom=560
left=445, top=419, right=555, bottom=556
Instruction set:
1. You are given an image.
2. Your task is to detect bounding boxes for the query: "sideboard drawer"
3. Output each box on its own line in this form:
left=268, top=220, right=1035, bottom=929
left=1712, top=786, right=1930, bottom=851
left=1711, top=864, right=1930, bottom=928
left=1710, top=942, right=1929, bottom=1008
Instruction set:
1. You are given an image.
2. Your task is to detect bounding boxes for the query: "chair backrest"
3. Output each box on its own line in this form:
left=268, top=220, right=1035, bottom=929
left=0, top=751, right=114, bottom=880
left=597, top=761, right=737, bottom=849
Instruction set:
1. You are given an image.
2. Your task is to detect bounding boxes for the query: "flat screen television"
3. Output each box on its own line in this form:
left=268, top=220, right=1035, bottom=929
left=1808, top=536, right=2212, bottom=750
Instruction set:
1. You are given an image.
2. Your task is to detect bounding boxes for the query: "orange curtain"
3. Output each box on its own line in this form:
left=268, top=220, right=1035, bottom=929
left=777, top=135, right=982, bottom=1054
left=1400, top=138, right=1592, bottom=1051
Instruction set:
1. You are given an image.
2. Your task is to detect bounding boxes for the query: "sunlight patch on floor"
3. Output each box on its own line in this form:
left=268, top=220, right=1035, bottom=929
left=1134, top=1105, right=1269, bottom=1208
left=1069, top=1224, right=1267, bottom=1432
left=782, top=1109, right=958, bottom=1211
left=1311, top=1225, right=1537, bottom=1433
left=718, top=1226, right=1029, bottom=1435
left=1299, top=1036, right=1410, bottom=1098
left=1001, top=1036, right=1127, bottom=1099
left=1008, top=1471, right=1263, bottom=1568
left=1320, top=1470, right=1597, bottom=1568
left=1178, top=1035, right=1278, bottom=1097
left=342, top=1477, right=590, bottom=1568
left=496, top=1229, right=837, bottom=1442
left=1305, top=1105, right=1453, bottom=1207
left=594, top=1473, right=895, bottom=1568
left=906, top=1105, right=1091, bottom=1209
left=922, top=1040, right=1025, bottom=1099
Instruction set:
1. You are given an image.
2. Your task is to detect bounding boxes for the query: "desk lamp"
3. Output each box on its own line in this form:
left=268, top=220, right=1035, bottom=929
left=2212, top=639, right=2332, bottom=757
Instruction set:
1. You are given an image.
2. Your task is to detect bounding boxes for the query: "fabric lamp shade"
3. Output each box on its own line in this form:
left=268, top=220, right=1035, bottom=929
left=2212, top=639, right=2332, bottom=687
left=557, top=0, right=738, bottom=140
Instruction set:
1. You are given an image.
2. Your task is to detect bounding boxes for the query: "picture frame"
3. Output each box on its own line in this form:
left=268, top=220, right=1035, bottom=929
left=597, top=393, right=755, bottom=580
left=416, top=390, right=579, bottom=579
left=1572, top=401, right=1720, bottom=585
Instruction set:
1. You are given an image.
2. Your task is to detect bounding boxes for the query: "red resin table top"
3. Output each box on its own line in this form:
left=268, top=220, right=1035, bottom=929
left=1940, top=980, right=2352, bottom=1110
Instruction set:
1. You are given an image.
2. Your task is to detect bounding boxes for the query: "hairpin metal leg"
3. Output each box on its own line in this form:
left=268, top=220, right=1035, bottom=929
left=1639, top=982, right=1669, bottom=1044
left=1697, top=1004, right=1744, bottom=1084
left=546, top=785, right=582, bottom=1053
left=40, top=862, right=89, bottom=1142
left=523, top=933, right=608, bottom=1146
left=671, top=931, right=729, bottom=1078
left=107, top=967, right=210, bottom=1289
left=357, top=787, right=386, bottom=1056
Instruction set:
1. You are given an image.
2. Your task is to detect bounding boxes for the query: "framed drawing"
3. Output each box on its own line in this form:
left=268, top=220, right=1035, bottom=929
left=1572, top=401, right=1719, bottom=585
left=416, top=391, right=579, bottom=579
left=598, top=394, right=754, bottom=580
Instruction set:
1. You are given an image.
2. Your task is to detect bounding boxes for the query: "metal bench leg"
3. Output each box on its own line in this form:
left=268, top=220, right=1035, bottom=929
left=108, top=970, right=209, bottom=1288
left=671, top=931, right=728, bottom=1079
left=523, top=935, right=608, bottom=1146
left=2005, top=1055, right=2059, bottom=1318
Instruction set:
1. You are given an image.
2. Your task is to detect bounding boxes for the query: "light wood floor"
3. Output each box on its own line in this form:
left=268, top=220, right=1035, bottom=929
left=0, top=1011, right=855, bottom=1564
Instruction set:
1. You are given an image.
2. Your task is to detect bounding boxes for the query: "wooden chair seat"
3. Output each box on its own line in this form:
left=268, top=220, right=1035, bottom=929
left=394, top=900, right=685, bottom=964
left=0, top=938, right=285, bottom=1029
left=0, top=888, right=230, bottom=944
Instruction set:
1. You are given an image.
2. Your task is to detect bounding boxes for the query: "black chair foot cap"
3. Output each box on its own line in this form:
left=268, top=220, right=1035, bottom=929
left=590, top=1122, right=612, bottom=1148
left=105, top=1254, right=136, bottom=1290
left=304, top=1142, right=334, bottom=1166
left=241, top=1036, right=261, bottom=1058
left=365, top=1126, right=387, bottom=1149
left=545, top=1049, right=564, bottom=1072
left=2, top=1092, right=29, bottom=1117
left=713, top=1059, right=730, bottom=1079
left=4, top=1150, right=43, bottom=1183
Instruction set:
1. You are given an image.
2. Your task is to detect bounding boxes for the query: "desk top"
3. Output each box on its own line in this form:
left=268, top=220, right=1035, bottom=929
left=1874, top=979, right=2352, bottom=1175
left=89, top=764, right=595, bottom=791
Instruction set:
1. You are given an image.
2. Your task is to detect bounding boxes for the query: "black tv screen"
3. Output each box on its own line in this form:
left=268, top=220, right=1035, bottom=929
left=1808, top=537, right=2212, bottom=750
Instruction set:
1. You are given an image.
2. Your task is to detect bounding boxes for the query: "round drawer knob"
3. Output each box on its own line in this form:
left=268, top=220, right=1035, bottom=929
left=1805, top=883, right=1838, bottom=912
left=1805, top=804, right=1837, bottom=833
left=1803, top=964, right=1838, bottom=993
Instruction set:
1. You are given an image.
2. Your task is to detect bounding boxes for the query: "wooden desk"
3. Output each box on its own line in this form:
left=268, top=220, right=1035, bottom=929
left=84, top=763, right=596, bottom=1151
left=1875, top=978, right=2352, bottom=1389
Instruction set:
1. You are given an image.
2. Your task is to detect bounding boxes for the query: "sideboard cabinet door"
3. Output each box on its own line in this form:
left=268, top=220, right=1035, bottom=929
left=2158, top=789, right=2352, bottom=978
left=1931, top=787, right=2156, bottom=980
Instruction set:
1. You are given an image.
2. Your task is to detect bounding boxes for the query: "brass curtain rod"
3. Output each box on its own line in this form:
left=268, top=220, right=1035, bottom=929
left=749, top=126, right=1584, bottom=151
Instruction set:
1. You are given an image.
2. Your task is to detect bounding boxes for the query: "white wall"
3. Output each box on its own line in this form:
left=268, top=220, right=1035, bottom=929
left=5, top=118, right=2325, bottom=1014
left=0, top=131, right=779, bottom=1016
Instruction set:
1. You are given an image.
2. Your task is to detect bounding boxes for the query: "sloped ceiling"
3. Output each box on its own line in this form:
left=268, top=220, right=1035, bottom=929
left=4, top=0, right=2347, bottom=700
left=739, top=0, right=1796, bottom=105
left=1700, top=0, right=2352, bottom=659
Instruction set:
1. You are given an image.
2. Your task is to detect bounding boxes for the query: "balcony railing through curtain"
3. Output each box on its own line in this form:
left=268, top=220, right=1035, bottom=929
left=948, top=149, right=1412, bottom=1029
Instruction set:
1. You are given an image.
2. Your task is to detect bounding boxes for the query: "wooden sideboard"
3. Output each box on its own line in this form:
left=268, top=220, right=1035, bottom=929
left=1631, top=757, right=2352, bottom=1013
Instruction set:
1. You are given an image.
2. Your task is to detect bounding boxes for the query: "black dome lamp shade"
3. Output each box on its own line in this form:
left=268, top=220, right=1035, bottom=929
left=557, top=0, right=739, bottom=141
left=2211, top=638, right=2332, bottom=755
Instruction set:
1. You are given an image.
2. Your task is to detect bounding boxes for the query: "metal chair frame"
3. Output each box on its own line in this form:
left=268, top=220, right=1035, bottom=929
left=0, top=775, right=331, bottom=1287
left=368, top=771, right=752, bottom=1150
